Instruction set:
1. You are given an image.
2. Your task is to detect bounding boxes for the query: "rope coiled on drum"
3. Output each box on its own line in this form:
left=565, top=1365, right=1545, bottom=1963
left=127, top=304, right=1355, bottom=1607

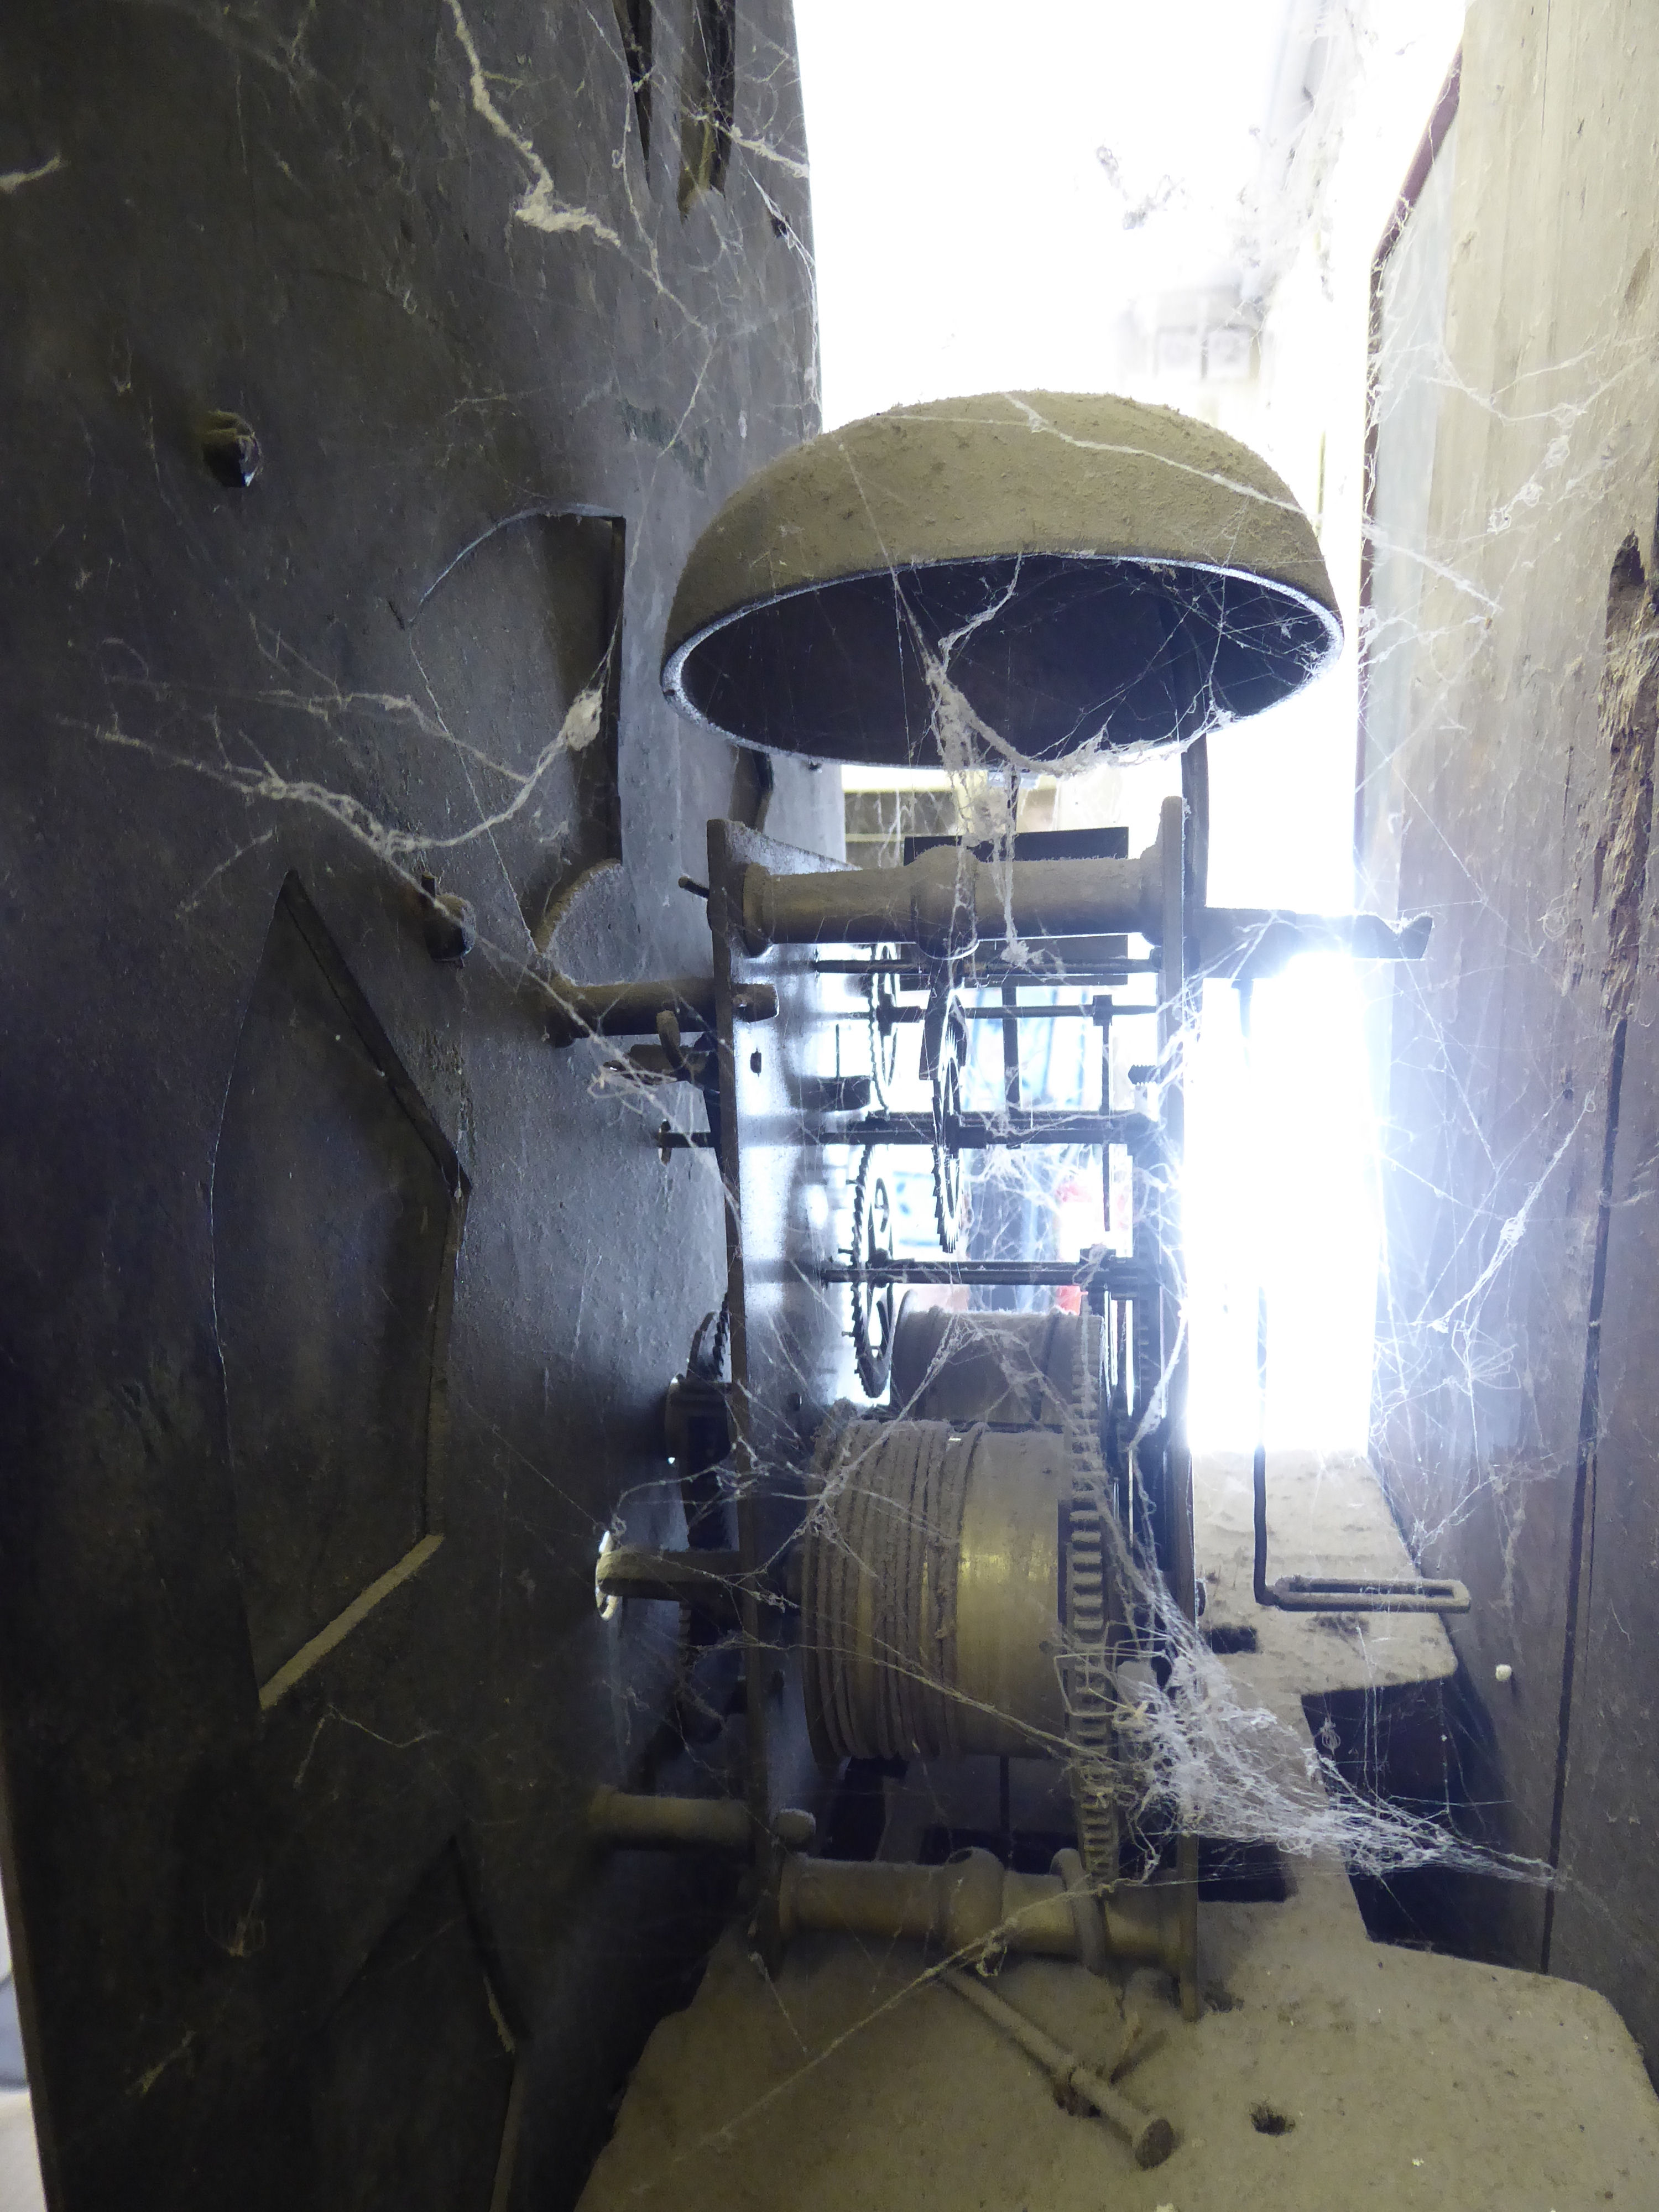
left=804, top=1418, right=980, bottom=1762
left=804, top=1318, right=1131, bottom=1885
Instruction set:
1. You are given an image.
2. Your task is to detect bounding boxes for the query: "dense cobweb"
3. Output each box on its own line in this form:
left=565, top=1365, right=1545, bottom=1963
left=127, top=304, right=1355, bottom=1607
left=571, top=0, right=1659, bottom=2177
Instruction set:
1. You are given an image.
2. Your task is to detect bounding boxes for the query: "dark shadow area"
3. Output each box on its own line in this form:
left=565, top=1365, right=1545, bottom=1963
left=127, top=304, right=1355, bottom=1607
left=214, top=874, right=466, bottom=1688
left=820, top=1757, right=906, bottom=1861
left=1305, top=1671, right=1530, bottom=1964
left=612, top=0, right=654, bottom=161
left=307, top=1846, right=516, bottom=2212
left=679, top=0, right=735, bottom=212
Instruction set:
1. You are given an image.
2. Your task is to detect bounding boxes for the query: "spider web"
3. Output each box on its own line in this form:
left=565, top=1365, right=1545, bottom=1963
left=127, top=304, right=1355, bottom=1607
left=573, top=15, right=1608, bottom=2115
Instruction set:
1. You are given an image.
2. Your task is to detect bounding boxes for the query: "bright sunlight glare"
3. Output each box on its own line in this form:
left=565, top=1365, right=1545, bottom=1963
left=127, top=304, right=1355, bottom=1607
left=794, top=1, right=1464, bottom=1453
left=1184, top=961, right=1383, bottom=1451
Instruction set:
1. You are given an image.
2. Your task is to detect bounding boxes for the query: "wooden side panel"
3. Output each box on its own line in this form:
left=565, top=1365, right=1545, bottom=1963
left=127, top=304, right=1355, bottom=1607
left=1373, top=0, right=1659, bottom=1977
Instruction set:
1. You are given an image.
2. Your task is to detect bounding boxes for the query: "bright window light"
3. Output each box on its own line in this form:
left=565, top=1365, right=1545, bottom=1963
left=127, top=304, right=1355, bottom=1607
left=797, top=0, right=1463, bottom=1453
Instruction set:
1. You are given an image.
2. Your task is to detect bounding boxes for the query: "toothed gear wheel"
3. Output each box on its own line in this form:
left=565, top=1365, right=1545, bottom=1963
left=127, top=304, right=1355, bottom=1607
left=930, top=997, right=968, bottom=1254
left=848, top=1145, right=896, bottom=1397
left=867, top=946, right=901, bottom=1107
left=1062, top=1307, right=1123, bottom=1883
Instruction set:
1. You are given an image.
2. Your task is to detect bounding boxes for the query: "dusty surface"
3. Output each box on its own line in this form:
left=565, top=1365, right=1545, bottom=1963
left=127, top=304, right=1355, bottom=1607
left=581, top=1893, right=1658, bottom=2212
left=1197, top=1446, right=1455, bottom=1699
left=664, top=392, right=1337, bottom=635
left=581, top=1453, right=1659, bottom=2210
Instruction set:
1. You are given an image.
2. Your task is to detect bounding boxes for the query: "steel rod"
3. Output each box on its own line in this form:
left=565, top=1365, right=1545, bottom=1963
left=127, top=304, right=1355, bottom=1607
left=940, top=1970, right=1175, bottom=2169
left=1000, top=980, right=1021, bottom=1108
left=588, top=1787, right=754, bottom=1853
left=813, top=959, right=1155, bottom=979
left=1269, top=1575, right=1472, bottom=1614
left=964, top=1002, right=1102, bottom=1021
left=594, top=1545, right=750, bottom=1610
left=830, top=1110, right=1155, bottom=1150
left=878, top=1003, right=1111, bottom=1022
left=547, top=975, right=775, bottom=1045
left=588, top=1789, right=817, bottom=1853
left=821, top=1257, right=1149, bottom=1291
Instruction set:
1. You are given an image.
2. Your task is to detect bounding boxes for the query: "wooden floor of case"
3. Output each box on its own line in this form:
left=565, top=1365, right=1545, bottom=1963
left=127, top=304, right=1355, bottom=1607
left=579, top=1452, right=1659, bottom=2212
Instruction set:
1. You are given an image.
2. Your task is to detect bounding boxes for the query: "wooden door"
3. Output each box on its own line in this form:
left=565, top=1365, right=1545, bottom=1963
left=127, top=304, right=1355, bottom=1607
left=0, top=3, right=823, bottom=2204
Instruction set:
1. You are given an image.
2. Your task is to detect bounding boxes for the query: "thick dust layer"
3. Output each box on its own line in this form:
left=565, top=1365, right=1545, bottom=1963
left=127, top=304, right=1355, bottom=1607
left=581, top=1819, right=1658, bottom=2212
